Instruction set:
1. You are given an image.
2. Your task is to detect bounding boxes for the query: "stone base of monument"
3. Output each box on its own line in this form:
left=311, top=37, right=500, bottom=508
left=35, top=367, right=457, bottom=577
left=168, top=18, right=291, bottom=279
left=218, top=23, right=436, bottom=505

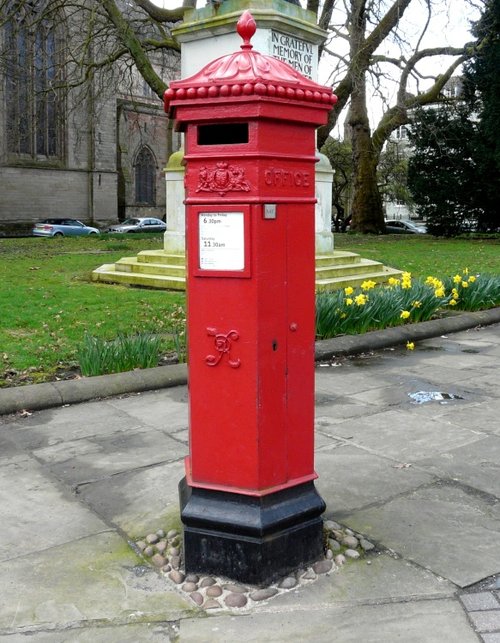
left=92, top=249, right=403, bottom=292
left=179, top=477, right=326, bottom=586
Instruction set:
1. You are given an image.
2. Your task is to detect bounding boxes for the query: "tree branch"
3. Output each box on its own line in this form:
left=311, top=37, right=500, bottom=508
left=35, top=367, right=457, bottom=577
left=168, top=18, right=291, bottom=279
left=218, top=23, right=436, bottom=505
left=132, top=0, right=186, bottom=23
left=101, top=0, right=169, bottom=98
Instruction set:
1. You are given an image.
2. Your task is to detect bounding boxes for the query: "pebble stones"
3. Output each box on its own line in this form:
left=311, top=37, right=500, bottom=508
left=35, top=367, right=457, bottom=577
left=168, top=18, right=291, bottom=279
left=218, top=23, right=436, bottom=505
left=169, top=570, right=185, bottom=584
left=313, top=559, right=333, bottom=575
left=341, top=535, right=359, bottom=549
left=135, top=519, right=374, bottom=613
left=249, top=588, right=278, bottom=601
left=279, top=576, right=297, bottom=590
left=224, top=593, right=248, bottom=608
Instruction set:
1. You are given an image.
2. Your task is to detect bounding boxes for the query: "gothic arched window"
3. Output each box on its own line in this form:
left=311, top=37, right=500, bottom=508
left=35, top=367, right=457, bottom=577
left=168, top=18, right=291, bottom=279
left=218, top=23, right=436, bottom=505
left=4, top=2, right=64, bottom=160
left=135, top=146, right=156, bottom=204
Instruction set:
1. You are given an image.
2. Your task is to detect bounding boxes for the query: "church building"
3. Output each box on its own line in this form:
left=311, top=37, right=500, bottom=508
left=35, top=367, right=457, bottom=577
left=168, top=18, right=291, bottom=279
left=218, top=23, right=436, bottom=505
left=0, top=1, right=180, bottom=235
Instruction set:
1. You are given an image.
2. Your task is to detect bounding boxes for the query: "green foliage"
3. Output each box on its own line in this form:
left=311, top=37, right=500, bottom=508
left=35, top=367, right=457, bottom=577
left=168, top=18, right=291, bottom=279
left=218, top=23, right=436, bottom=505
left=163, top=304, right=187, bottom=363
left=407, top=105, right=482, bottom=236
left=78, top=332, right=165, bottom=377
left=463, top=0, right=500, bottom=231
left=316, top=274, right=450, bottom=339
left=409, top=1, right=500, bottom=237
left=443, top=272, right=500, bottom=311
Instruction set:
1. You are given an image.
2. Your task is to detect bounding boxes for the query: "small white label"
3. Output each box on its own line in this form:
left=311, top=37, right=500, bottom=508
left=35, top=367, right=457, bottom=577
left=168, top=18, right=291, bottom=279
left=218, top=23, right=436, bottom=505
left=199, top=212, right=245, bottom=271
left=264, top=204, right=277, bottom=220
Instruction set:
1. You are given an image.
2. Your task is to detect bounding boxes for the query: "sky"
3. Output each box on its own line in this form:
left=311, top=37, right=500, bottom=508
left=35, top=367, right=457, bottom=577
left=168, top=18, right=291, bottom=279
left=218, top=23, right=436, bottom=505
left=150, top=0, right=480, bottom=132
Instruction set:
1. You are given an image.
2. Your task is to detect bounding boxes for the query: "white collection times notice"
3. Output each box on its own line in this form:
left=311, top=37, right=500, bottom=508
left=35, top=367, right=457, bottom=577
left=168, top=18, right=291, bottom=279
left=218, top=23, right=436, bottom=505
left=199, top=212, right=245, bottom=271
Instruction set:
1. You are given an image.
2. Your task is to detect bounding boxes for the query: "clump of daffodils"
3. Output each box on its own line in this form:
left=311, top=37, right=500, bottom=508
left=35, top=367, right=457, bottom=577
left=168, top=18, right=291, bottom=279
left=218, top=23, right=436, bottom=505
left=316, top=268, right=500, bottom=340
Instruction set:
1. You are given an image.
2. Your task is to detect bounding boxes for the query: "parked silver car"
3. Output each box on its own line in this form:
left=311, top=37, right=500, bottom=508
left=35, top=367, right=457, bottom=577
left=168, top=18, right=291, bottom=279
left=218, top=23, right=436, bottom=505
left=384, top=220, right=427, bottom=234
left=107, top=217, right=166, bottom=233
left=32, top=219, right=100, bottom=237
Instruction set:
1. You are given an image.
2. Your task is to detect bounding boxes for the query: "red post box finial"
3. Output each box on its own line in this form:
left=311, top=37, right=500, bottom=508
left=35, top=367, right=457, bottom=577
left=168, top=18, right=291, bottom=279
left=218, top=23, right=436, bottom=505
left=237, top=10, right=257, bottom=50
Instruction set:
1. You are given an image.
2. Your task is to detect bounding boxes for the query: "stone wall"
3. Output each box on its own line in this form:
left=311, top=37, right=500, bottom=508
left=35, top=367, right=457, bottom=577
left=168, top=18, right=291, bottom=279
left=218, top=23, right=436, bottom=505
left=0, top=5, right=180, bottom=236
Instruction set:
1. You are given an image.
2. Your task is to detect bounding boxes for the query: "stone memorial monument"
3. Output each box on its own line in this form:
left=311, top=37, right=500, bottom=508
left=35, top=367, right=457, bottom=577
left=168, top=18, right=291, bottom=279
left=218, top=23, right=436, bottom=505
left=163, top=0, right=335, bottom=260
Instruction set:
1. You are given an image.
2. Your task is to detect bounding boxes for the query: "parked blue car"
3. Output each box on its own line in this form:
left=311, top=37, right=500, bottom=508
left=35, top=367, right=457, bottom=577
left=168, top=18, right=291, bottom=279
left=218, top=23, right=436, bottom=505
left=32, top=219, right=100, bottom=237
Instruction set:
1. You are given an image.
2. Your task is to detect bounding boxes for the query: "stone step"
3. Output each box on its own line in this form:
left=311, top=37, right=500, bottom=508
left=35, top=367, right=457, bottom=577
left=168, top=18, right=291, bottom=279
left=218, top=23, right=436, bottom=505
left=136, top=250, right=186, bottom=266
left=92, top=249, right=402, bottom=292
left=114, top=257, right=186, bottom=278
left=91, top=264, right=186, bottom=290
left=315, top=259, right=384, bottom=279
left=315, top=251, right=362, bottom=267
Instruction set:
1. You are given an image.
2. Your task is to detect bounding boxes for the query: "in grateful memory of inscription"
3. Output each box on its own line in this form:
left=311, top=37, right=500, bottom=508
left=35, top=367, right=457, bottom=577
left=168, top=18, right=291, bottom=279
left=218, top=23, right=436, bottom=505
left=271, top=31, right=314, bottom=79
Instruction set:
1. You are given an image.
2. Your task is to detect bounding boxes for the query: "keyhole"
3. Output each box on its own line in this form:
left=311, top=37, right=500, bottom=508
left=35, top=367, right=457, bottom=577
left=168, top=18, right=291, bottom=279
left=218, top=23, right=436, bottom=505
left=272, top=340, right=278, bottom=351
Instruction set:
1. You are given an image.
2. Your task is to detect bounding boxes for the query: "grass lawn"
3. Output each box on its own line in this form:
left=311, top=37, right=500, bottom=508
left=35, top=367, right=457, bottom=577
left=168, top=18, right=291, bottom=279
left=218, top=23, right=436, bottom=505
left=335, top=233, right=500, bottom=278
left=0, top=233, right=498, bottom=385
left=0, top=235, right=184, bottom=385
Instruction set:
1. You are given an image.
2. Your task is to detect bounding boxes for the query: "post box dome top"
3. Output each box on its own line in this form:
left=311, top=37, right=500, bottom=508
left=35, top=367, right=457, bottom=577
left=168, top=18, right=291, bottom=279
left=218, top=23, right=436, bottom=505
left=164, top=10, right=337, bottom=114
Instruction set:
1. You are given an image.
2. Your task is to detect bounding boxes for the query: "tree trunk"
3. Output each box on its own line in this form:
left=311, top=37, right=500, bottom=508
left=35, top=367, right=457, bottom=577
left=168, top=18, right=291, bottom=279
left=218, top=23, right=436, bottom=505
left=350, top=138, right=385, bottom=233
left=349, top=75, right=385, bottom=233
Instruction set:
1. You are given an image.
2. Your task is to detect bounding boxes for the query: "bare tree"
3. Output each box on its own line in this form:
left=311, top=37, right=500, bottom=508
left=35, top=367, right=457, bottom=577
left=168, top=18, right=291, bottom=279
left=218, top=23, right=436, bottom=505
left=307, top=0, right=477, bottom=232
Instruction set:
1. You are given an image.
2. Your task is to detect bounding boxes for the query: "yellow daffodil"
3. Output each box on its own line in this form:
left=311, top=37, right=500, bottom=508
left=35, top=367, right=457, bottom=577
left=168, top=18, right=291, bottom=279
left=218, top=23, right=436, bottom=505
left=400, top=310, right=411, bottom=319
left=401, top=279, right=412, bottom=290
left=461, top=281, right=469, bottom=288
left=340, top=312, right=347, bottom=319
left=435, top=287, right=445, bottom=298
left=406, top=341, right=415, bottom=350
left=412, top=301, right=422, bottom=308
left=453, top=274, right=462, bottom=284
left=344, top=286, right=354, bottom=296
left=345, top=298, right=353, bottom=306
left=388, top=277, right=400, bottom=287
left=402, top=271, right=412, bottom=280
left=355, top=294, right=367, bottom=305
left=425, top=276, right=435, bottom=286
left=463, top=267, right=469, bottom=275
left=361, top=280, right=377, bottom=291
left=449, top=299, right=458, bottom=306
left=468, top=275, right=476, bottom=283
left=452, top=288, right=459, bottom=298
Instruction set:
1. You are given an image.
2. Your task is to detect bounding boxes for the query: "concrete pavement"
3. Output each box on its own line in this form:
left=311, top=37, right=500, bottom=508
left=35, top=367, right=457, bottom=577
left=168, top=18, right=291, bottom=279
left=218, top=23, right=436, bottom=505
left=0, top=321, right=499, bottom=641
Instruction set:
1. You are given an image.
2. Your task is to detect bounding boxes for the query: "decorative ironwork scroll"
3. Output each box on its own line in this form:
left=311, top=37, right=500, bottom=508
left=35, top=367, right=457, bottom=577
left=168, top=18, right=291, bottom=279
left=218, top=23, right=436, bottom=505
left=205, top=327, right=241, bottom=368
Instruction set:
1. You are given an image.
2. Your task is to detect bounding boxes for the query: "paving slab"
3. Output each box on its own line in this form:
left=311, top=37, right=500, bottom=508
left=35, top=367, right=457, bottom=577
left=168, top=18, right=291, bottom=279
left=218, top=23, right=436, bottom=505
left=418, top=435, right=500, bottom=498
left=253, top=553, right=455, bottom=611
left=77, top=460, right=185, bottom=538
left=178, top=599, right=477, bottom=642
left=0, top=623, right=179, bottom=642
left=108, top=387, right=189, bottom=432
left=33, top=425, right=187, bottom=484
left=344, top=480, right=500, bottom=587
left=315, top=444, right=434, bottom=514
left=5, top=400, right=145, bottom=450
left=0, top=458, right=108, bottom=561
left=320, top=408, right=486, bottom=462
left=0, top=532, right=192, bottom=636
left=0, top=433, right=28, bottom=462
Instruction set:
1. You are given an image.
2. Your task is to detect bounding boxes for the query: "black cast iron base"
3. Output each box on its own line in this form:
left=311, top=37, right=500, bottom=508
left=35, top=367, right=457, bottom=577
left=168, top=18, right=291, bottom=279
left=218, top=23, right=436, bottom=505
left=179, top=477, right=326, bottom=585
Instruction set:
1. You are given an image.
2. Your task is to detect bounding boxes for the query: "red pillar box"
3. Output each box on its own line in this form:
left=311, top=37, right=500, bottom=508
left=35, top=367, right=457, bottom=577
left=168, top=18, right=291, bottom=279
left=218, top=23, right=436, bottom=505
left=164, top=10, right=337, bottom=585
